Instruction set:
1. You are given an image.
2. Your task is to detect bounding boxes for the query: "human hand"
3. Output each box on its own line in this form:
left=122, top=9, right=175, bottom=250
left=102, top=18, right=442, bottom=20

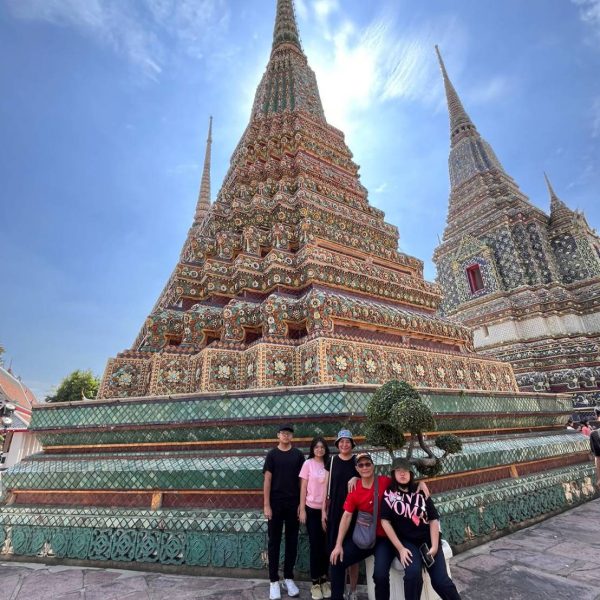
left=429, top=544, right=438, bottom=558
left=264, top=506, right=272, bottom=520
left=321, top=512, right=328, bottom=531
left=348, top=476, right=359, bottom=492
left=416, top=480, right=430, bottom=498
left=398, top=546, right=412, bottom=568
left=330, top=545, right=344, bottom=565
left=299, top=508, right=306, bottom=524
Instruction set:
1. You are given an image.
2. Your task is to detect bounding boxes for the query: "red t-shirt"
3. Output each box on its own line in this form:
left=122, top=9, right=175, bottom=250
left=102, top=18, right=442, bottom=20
left=343, top=475, right=391, bottom=537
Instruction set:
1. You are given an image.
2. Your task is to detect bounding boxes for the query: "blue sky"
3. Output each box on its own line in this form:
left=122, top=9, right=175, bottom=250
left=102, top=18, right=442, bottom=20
left=1, top=0, right=599, bottom=400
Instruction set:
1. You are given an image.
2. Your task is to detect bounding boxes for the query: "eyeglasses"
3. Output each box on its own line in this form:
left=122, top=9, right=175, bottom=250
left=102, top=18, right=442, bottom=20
left=357, top=462, right=373, bottom=468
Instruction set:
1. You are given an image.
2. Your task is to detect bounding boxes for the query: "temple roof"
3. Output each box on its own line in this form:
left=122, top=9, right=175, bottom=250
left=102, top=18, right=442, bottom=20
left=272, top=0, right=302, bottom=52
left=194, top=116, right=212, bottom=223
left=436, top=46, right=510, bottom=190
left=0, top=366, right=35, bottom=427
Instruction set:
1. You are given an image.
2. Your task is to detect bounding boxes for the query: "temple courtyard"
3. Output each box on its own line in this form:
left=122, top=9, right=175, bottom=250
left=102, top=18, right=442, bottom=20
left=0, top=497, right=597, bottom=600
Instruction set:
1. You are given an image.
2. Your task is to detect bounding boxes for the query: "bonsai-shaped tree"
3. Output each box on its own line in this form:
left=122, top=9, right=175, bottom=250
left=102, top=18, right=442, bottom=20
left=365, top=380, right=462, bottom=477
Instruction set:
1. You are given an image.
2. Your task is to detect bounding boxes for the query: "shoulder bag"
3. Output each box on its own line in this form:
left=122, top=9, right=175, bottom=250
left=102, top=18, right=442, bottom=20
left=352, top=476, right=379, bottom=549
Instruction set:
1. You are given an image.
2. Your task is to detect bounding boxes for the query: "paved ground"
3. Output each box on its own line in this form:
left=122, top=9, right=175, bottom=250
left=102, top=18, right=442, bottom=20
left=1, top=499, right=599, bottom=600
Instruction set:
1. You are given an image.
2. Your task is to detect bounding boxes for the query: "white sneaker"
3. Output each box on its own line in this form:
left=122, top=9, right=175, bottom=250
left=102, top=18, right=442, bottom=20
left=321, top=581, right=331, bottom=599
left=270, top=581, right=281, bottom=600
left=283, top=579, right=300, bottom=598
left=311, top=583, right=323, bottom=600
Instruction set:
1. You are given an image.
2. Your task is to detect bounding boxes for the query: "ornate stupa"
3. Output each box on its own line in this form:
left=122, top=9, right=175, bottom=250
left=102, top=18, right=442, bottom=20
left=98, top=6, right=515, bottom=400
left=432, top=47, right=600, bottom=395
left=0, top=1, right=595, bottom=576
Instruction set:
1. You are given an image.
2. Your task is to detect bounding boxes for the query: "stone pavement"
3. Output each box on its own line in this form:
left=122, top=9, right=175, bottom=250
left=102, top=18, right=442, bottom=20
left=0, top=499, right=599, bottom=600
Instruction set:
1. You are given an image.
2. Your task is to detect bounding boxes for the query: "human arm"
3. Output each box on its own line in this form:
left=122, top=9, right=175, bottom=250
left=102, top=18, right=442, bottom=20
left=263, top=470, right=272, bottom=520
left=428, top=519, right=441, bottom=557
left=416, top=480, right=431, bottom=498
left=330, top=510, right=353, bottom=565
left=381, top=519, right=412, bottom=567
left=347, top=476, right=359, bottom=492
left=321, top=471, right=331, bottom=531
left=299, top=477, right=308, bottom=524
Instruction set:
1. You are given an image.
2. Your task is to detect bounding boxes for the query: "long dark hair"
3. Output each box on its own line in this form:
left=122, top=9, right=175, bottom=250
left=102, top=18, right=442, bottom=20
left=388, top=469, right=417, bottom=493
left=308, top=436, right=331, bottom=462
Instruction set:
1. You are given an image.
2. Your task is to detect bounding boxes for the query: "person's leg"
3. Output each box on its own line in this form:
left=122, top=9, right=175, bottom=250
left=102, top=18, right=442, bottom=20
left=268, top=504, right=285, bottom=582
left=348, top=563, right=359, bottom=598
left=283, top=501, right=300, bottom=580
left=426, top=549, right=462, bottom=600
left=595, top=456, right=600, bottom=490
left=401, top=541, right=424, bottom=600
left=306, top=507, right=324, bottom=582
left=330, top=539, right=371, bottom=600
left=372, top=537, right=396, bottom=600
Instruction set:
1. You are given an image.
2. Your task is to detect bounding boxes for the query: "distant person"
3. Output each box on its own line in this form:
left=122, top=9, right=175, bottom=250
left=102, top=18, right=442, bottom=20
left=581, top=419, right=591, bottom=437
left=566, top=418, right=576, bottom=430
left=381, top=458, right=462, bottom=600
left=264, top=424, right=305, bottom=600
left=299, top=437, right=332, bottom=600
left=590, top=427, right=600, bottom=490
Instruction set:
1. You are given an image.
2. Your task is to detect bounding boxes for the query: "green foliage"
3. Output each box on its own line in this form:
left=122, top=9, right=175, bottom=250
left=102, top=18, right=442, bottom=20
left=390, top=397, right=435, bottom=434
left=366, top=380, right=420, bottom=423
left=435, top=434, right=463, bottom=455
left=416, top=462, right=443, bottom=477
left=45, top=369, right=100, bottom=403
left=364, top=422, right=405, bottom=451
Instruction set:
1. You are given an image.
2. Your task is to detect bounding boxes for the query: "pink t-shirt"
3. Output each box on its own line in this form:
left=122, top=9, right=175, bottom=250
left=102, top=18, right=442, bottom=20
left=299, top=458, right=328, bottom=509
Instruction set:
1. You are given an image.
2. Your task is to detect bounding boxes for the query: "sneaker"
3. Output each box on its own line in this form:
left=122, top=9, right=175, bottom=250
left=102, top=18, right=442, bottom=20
left=283, top=579, right=300, bottom=598
left=321, top=581, right=331, bottom=599
left=270, top=582, right=281, bottom=600
left=311, top=583, right=323, bottom=600
left=347, top=592, right=358, bottom=600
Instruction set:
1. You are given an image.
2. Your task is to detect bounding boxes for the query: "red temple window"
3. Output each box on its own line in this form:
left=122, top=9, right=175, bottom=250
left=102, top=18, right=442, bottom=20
left=466, top=264, right=484, bottom=293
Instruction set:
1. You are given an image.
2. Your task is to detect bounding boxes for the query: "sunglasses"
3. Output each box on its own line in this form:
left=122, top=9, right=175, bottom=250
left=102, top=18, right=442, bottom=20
left=357, top=462, right=373, bottom=468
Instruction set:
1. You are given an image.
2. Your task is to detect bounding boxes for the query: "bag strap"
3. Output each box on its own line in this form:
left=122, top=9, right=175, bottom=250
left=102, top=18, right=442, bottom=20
left=327, top=455, right=335, bottom=499
left=372, top=476, right=379, bottom=526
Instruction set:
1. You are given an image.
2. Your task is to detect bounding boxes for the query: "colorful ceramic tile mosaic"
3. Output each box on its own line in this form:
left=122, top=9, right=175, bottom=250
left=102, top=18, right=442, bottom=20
left=432, top=48, right=600, bottom=396
left=2, top=0, right=598, bottom=578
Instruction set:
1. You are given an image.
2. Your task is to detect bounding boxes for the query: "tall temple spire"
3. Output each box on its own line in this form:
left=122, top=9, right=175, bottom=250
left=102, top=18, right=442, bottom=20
left=545, top=172, right=577, bottom=229
left=435, top=45, right=509, bottom=191
left=272, top=0, right=302, bottom=52
left=250, top=0, right=325, bottom=121
left=435, top=45, right=476, bottom=145
left=194, top=116, right=212, bottom=222
left=544, top=172, right=565, bottom=213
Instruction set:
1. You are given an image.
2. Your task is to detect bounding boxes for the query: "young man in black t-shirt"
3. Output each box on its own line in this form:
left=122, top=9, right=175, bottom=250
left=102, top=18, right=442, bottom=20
left=263, top=424, right=305, bottom=600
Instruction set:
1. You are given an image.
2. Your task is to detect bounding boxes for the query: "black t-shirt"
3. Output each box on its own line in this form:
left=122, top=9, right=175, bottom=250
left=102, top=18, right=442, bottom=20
left=380, top=487, right=440, bottom=546
left=590, top=430, right=600, bottom=457
left=263, top=446, right=305, bottom=503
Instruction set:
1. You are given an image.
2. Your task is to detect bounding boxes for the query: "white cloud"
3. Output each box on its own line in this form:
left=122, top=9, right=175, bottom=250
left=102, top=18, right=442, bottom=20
left=468, top=75, right=512, bottom=105
left=374, top=182, right=388, bottom=193
left=301, top=3, right=464, bottom=133
left=573, top=0, right=600, bottom=35
left=5, top=0, right=230, bottom=79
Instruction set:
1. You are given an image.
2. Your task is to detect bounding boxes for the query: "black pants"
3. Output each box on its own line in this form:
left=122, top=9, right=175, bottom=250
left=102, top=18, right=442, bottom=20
left=330, top=537, right=396, bottom=600
left=402, top=541, right=461, bottom=600
left=306, top=506, right=329, bottom=581
left=268, top=500, right=300, bottom=582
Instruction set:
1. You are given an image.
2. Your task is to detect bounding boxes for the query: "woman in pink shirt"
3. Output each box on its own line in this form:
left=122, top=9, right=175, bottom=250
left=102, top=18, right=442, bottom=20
left=300, top=437, right=332, bottom=600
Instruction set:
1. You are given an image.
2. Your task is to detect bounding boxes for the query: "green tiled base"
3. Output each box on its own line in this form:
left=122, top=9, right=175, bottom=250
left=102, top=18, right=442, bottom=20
left=1, top=383, right=592, bottom=574
left=0, top=463, right=595, bottom=573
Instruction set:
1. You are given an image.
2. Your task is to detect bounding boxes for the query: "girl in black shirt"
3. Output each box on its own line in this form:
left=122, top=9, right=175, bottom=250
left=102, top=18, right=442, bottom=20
left=380, top=458, right=461, bottom=600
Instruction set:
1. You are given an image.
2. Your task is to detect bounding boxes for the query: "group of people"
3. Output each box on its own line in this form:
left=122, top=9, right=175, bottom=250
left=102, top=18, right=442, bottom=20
left=566, top=408, right=600, bottom=488
left=263, top=424, right=462, bottom=600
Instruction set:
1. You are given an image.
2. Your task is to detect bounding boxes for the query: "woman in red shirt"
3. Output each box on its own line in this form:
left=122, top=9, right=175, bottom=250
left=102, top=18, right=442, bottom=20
left=329, top=452, right=396, bottom=600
